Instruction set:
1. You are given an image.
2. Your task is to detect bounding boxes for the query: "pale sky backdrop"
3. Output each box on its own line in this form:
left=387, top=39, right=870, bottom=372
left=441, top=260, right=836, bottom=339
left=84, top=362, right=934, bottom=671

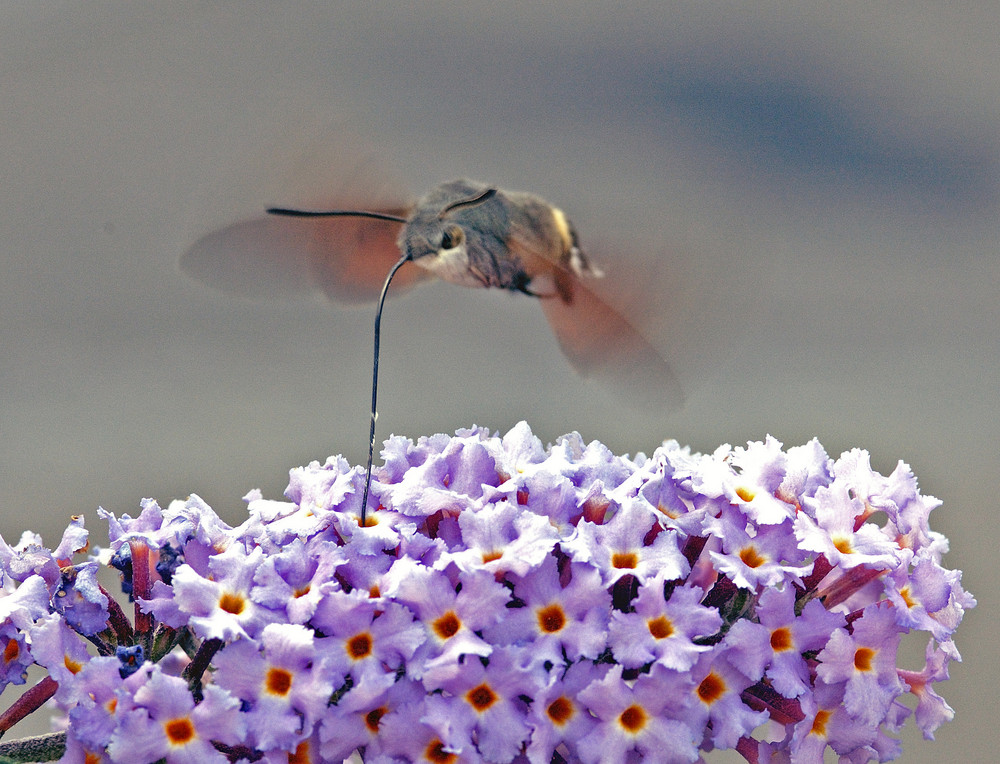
left=2, top=3, right=996, bottom=757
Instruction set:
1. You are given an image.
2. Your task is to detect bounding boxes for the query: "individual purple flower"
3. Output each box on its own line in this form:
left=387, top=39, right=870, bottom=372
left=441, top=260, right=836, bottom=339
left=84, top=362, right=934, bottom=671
left=684, top=651, right=770, bottom=750
left=832, top=450, right=941, bottom=554
left=562, top=498, right=688, bottom=587
left=116, top=644, right=145, bottom=678
left=608, top=580, right=720, bottom=671
left=0, top=574, right=50, bottom=688
left=524, top=659, right=608, bottom=764
left=489, top=424, right=634, bottom=517
left=485, top=467, right=581, bottom=536
left=25, top=614, right=93, bottom=695
left=441, top=501, right=560, bottom=578
left=795, top=480, right=904, bottom=570
left=376, top=689, right=483, bottom=763
left=482, top=556, right=611, bottom=666
left=213, top=622, right=335, bottom=752
left=311, top=591, right=425, bottom=688
left=483, top=420, right=549, bottom=480
left=52, top=561, right=109, bottom=636
left=51, top=514, right=91, bottom=562
left=318, top=674, right=423, bottom=761
left=421, top=645, right=538, bottom=764
left=249, top=537, right=346, bottom=624
left=381, top=559, right=508, bottom=685
left=108, top=667, right=245, bottom=764
left=774, top=437, right=834, bottom=508
left=727, top=435, right=798, bottom=525
left=63, top=656, right=129, bottom=750
left=884, top=549, right=962, bottom=641
left=897, top=640, right=955, bottom=739
left=330, top=542, right=397, bottom=596
left=553, top=430, right=635, bottom=492
left=0, top=529, right=61, bottom=588
left=376, top=430, right=456, bottom=483
left=789, top=679, right=880, bottom=760
left=379, top=429, right=501, bottom=518
left=816, top=603, right=907, bottom=728
left=148, top=545, right=272, bottom=640
left=705, top=505, right=812, bottom=590
left=616, top=442, right=714, bottom=538
left=753, top=584, right=845, bottom=698
left=60, top=730, right=116, bottom=764
left=99, top=498, right=167, bottom=546
left=282, top=454, right=359, bottom=521
left=577, top=664, right=700, bottom=763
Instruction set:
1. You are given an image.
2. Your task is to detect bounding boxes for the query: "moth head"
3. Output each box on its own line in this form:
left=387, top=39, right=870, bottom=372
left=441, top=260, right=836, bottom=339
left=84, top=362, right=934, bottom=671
left=399, top=184, right=496, bottom=280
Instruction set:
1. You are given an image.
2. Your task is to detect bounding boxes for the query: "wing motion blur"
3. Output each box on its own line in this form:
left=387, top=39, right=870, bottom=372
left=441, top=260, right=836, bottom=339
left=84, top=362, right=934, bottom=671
left=181, top=181, right=685, bottom=409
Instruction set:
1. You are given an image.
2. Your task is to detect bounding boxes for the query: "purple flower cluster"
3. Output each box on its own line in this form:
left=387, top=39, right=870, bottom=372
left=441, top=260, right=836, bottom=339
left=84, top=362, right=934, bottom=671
left=0, top=422, right=975, bottom=763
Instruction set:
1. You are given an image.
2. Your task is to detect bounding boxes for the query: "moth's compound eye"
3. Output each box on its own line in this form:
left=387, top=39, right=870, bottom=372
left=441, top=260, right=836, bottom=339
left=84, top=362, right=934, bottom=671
left=440, top=225, right=464, bottom=251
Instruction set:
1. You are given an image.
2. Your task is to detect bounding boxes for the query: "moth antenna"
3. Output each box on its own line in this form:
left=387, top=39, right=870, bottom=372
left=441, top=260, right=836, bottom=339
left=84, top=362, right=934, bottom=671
left=359, top=253, right=412, bottom=524
left=437, top=187, right=497, bottom=219
left=267, top=207, right=408, bottom=224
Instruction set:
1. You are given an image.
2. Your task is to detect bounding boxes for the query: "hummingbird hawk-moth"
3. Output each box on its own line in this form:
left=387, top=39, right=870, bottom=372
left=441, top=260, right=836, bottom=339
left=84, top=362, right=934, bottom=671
left=182, top=178, right=683, bottom=520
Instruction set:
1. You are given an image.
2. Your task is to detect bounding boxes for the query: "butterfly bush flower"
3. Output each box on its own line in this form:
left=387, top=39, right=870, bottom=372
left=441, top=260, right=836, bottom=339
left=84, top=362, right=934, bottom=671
left=0, top=422, right=975, bottom=763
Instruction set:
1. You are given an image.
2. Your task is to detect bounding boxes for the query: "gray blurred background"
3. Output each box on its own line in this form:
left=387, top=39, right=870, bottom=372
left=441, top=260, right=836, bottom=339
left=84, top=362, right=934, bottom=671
left=1, top=2, right=994, bottom=758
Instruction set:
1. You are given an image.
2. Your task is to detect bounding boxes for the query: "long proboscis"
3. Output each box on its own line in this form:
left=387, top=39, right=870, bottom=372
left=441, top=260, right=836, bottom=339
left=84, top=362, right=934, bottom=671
left=358, top=253, right=412, bottom=523
left=264, top=188, right=497, bottom=525
left=267, top=204, right=409, bottom=525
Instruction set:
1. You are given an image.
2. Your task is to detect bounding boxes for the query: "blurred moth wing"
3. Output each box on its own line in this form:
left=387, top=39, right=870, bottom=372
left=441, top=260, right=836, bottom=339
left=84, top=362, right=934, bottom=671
left=495, top=197, right=684, bottom=408
left=304, top=206, right=432, bottom=303
left=181, top=202, right=431, bottom=304
left=536, top=266, right=684, bottom=408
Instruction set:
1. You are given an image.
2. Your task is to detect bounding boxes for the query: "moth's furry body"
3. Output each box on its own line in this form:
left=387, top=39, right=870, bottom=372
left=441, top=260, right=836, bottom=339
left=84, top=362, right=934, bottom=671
left=403, top=179, right=600, bottom=303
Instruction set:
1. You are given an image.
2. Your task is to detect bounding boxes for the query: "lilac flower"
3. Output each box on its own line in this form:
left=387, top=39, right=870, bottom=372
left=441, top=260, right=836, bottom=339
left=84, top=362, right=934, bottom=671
left=0, top=422, right=973, bottom=763
left=685, top=652, right=770, bottom=750
left=897, top=641, right=956, bottom=739
left=377, top=692, right=483, bottom=763
left=63, top=656, right=130, bottom=749
left=816, top=603, right=907, bottom=728
left=25, top=614, right=93, bottom=693
left=795, top=480, right=904, bottom=570
left=577, top=664, right=700, bottom=763
left=213, top=623, right=336, bottom=751
left=441, top=500, right=561, bottom=578
left=753, top=584, right=845, bottom=698
left=318, top=674, right=424, bottom=761
left=381, top=559, right=509, bottom=684
left=107, top=667, right=245, bottom=764
left=524, top=660, right=607, bottom=764
left=608, top=580, right=719, bottom=671
left=883, top=549, right=962, bottom=641
left=562, top=498, right=688, bottom=587
left=249, top=537, right=346, bottom=624
left=789, top=679, right=881, bottom=759
left=0, top=529, right=61, bottom=587
left=421, top=646, right=538, bottom=763
left=53, top=561, right=109, bottom=636
left=0, top=574, right=49, bottom=688
left=311, top=593, right=424, bottom=688
left=726, top=435, right=798, bottom=525
left=149, top=545, right=272, bottom=640
left=482, top=556, right=611, bottom=667
left=705, top=505, right=812, bottom=590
